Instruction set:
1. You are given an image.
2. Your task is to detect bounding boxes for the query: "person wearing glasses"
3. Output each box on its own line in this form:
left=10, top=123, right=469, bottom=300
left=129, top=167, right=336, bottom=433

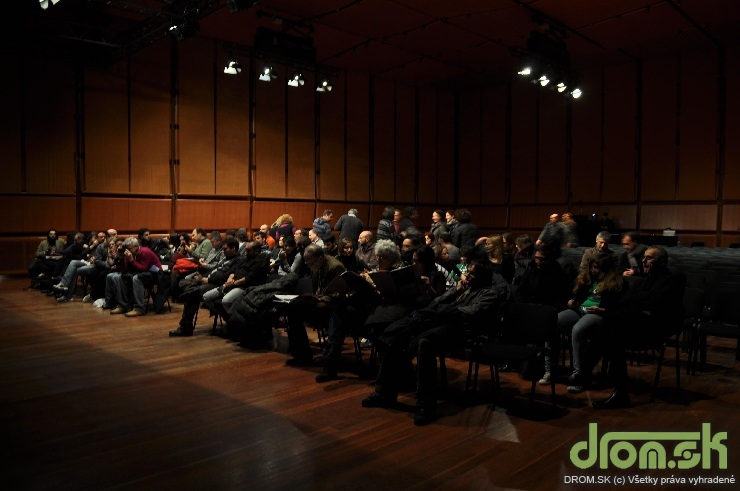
left=593, top=245, right=685, bottom=409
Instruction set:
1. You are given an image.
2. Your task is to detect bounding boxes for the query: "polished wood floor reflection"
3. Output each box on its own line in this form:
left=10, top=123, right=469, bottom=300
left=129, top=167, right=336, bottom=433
left=1, top=276, right=739, bottom=490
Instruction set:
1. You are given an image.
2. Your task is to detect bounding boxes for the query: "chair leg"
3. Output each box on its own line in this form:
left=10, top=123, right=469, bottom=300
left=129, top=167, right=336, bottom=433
left=651, top=346, right=666, bottom=403
left=465, top=359, right=474, bottom=392
left=439, top=356, right=448, bottom=388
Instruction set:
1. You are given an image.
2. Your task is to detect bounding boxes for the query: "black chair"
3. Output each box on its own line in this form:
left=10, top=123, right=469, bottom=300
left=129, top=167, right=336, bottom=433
left=690, top=285, right=740, bottom=372
left=466, top=303, right=558, bottom=407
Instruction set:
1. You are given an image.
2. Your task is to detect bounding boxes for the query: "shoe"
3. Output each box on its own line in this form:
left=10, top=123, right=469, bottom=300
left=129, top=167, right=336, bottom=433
left=110, top=306, right=127, bottom=315
left=53, top=283, right=68, bottom=292
left=414, top=406, right=437, bottom=426
left=592, top=390, right=631, bottom=409
left=567, top=384, right=585, bottom=393
left=82, top=294, right=93, bottom=303
left=361, top=392, right=396, bottom=408
left=315, top=367, right=339, bottom=383
left=538, top=372, right=552, bottom=385
left=169, top=328, right=193, bottom=337
left=56, top=296, right=72, bottom=303
left=45, top=291, right=57, bottom=296
left=285, top=356, right=314, bottom=367
left=125, top=310, right=144, bottom=317
left=360, top=338, right=373, bottom=349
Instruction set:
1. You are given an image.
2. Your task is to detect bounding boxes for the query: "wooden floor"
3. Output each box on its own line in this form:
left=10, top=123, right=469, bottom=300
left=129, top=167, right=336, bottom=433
left=1, top=276, right=739, bottom=490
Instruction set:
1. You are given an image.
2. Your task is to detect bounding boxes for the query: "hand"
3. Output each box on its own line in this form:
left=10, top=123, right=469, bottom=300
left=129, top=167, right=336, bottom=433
left=198, top=258, right=207, bottom=266
left=567, top=299, right=578, bottom=309
left=124, top=250, right=133, bottom=259
left=587, top=306, right=605, bottom=314
left=623, top=269, right=635, bottom=277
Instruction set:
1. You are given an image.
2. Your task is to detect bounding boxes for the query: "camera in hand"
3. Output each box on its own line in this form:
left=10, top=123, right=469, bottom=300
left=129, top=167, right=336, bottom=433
left=118, top=246, right=126, bottom=256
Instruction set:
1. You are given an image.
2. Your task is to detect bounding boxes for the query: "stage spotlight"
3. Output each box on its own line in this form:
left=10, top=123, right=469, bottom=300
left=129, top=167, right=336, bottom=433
left=259, top=66, right=276, bottom=82
left=538, top=75, right=550, bottom=87
left=517, top=66, right=532, bottom=76
left=556, top=82, right=567, bottom=93
left=570, top=88, right=583, bottom=99
left=287, top=73, right=305, bottom=87
left=224, top=57, right=242, bottom=75
left=39, top=0, right=61, bottom=10
left=316, top=78, right=333, bottom=92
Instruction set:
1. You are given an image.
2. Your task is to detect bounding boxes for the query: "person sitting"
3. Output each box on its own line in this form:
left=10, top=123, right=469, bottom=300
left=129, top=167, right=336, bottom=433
left=197, top=231, right=224, bottom=275
left=322, top=233, right=339, bottom=257
left=438, top=232, right=460, bottom=267
left=187, top=228, right=213, bottom=260
left=594, top=246, right=685, bottom=409
left=413, top=245, right=448, bottom=300
left=308, top=228, right=324, bottom=248
left=108, top=237, right=162, bottom=317
left=290, top=235, right=313, bottom=278
left=202, top=240, right=270, bottom=321
left=335, top=237, right=368, bottom=273
left=619, top=231, right=647, bottom=277
left=259, top=224, right=276, bottom=250
left=169, top=237, right=242, bottom=337
left=356, top=231, right=377, bottom=269
left=273, top=236, right=299, bottom=276
left=284, top=244, right=346, bottom=367
left=513, top=234, right=534, bottom=268
left=579, top=231, right=617, bottom=273
left=361, top=261, right=509, bottom=426
left=29, top=229, right=66, bottom=281
left=53, top=231, right=108, bottom=302
left=482, top=234, right=515, bottom=284
left=555, top=253, right=627, bottom=392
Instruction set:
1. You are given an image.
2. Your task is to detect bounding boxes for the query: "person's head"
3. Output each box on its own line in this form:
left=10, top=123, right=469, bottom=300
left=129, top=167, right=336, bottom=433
left=107, top=229, right=118, bottom=239
left=484, top=235, right=503, bottom=260
left=282, top=237, right=296, bottom=254
left=338, top=237, right=355, bottom=256
left=423, top=231, right=434, bottom=245
left=459, top=245, right=476, bottom=264
left=413, top=245, right=436, bottom=272
left=358, top=231, right=373, bottom=245
left=245, top=240, right=261, bottom=258
left=323, top=234, right=337, bottom=252
left=561, top=212, right=573, bottom=223
left=45, top=229, right=57, bottom=242
left=393, top=209, right=402, bottom=222
left=296, top=235, right=311, bottom=253
left=225, top=229, right=237, bottom=239
left=549, top=213, right=559, bottom=223
left=381, top=206, right=395, bottom=221
left=138, top=227, right=151, bottom=243
left=439, top=246, right=449, bottom=263
left=222, top=237, right=239, bottom=258
left=502, top=233, right=515, bottom=254
left=532, top=243, right=560, bottom=269
left=302, top=244, right=325, bottom=272
left=445, top=209, right=456, bottom=222
left=209, top=231, right=222, bottom=249
left=348, top=208, right=358, bottom=217
left=236, top=228, right=248, bottom=243
left=259, top=224, right=270, bottom=234
left=466, top=261, right=494, bottom=290
left=254, top=231, right=267, bottom=245
left=402, top=237, right=419, bottom=253
left=179, top=232, right=191, bottom=246
left=278, top=214, right=294, bottom=225
left=439, top=232, right=452, bottom=244
left=588, top=252, right=617, bottom=279
left=294, top=228, right=303, bottom=241
left=277, top=235, right=285, bottom=248
left=515, top=234, right=534, bottom=252
left=456, top=208, right=472, bottom=224
left=403, top=206, right=418, bottom=221
left=308, top=229, right=319, bottom=243
left=123, top=236, right=140, bottom=254
left=169, top=233, right=179, bottom=247
left=74, top=232, right=85, bottom=244
left=322, top=209, right=333, bottom=221
left=374, top=239, right=401, bottom=271
left=595, top=231, right=611, bottom=251
left=96, top=231, right=107, bottom=243
left=642, top=246, right=668, bottom=275
left=432, top=209, right=445, bottom=224
left=191, top=228, right=205, bottom=243
left=621, top=231, right=640, bottom=252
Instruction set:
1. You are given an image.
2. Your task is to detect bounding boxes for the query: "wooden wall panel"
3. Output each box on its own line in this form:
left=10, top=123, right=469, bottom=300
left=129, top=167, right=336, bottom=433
left=641, top=204, right=716, bottom=231
left=130, top=42, right=171, bottom=195
left=22, top=197, right=76, bottom=233
left=472, top=206, right=507, bottom=230
left=571, top=68, right=603, bottom=203
left=417, top=88, right=437, bottom=204
left=436, top=91, right=455, bottom=205
left=179, top=39, right=216, bottom=195
left=458, top=90, right=482, bottom=204
left=574, top=204, right=638, bottom=231
left=721, top=204, right=740, bottom=232
left=25, top=62, right=76, bottom=194
left=80, top=197, right=171, bottom=232
left=211, top=200, right=250, bottom=230
left=724, top=48, right=740, bottom=200
left=215, top=45, right=250, bottom=197
left=603, top=63, right=637, bottom=201
left=288, top=72, right=317, bottom=200
left=0, top=55, right=22, bottom=193
left=538, top=91, right=567, bottom=203
left=678, top=52, right=717, bottom=200
left=345, top=72, right=370, bottom=202
left=0, top=197, right=24, bottom=233
left=510, top=205, right=557, bottom=230
left=318, top=73, right=344, bottom=201
left=84, top=68, right=129, bottom=194
left=642, top=57, right=677, bottom=201
left=252, top=201, right=313, bottom=232
left=481, top=86, right=507, bottom=205
left=174, top=199, right=249, bottom=231
left=510, top=83, right=537, bottom=203
left=372, top=78, right=395, bottom=203
left=254, top=64, right=287, bottom=198
left=395, top=85, right=416, bottom=203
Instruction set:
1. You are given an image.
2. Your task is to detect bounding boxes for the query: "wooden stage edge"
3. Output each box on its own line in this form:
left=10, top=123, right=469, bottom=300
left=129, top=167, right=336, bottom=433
left=0, top=276, right=738, bottom=490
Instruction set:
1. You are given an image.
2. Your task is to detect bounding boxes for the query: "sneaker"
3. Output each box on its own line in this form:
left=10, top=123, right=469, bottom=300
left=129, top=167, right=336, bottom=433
left=567, top=384, right=585, bottom=393
left=56, top=296, right=72, bottom=303
left=110, top=306, right=127, bottom=315
left=538, top=372, right=552, bottom=385
left=82, top=294, right=93, bottom=303
left=125, top=310, right=144, bottom=317
left=360, top=338, right=373, bottom=349
left=53, top=283, right=68, bottom=292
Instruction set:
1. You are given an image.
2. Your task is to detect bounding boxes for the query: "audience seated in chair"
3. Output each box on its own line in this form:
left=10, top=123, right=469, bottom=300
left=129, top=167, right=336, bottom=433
left=594, top=245, right=686, bottom=409
left=106, top=237, right=162, bottom=317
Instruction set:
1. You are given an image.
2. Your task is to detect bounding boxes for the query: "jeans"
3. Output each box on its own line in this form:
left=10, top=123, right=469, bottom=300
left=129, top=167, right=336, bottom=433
left=557, top=309, right=604, bottom=381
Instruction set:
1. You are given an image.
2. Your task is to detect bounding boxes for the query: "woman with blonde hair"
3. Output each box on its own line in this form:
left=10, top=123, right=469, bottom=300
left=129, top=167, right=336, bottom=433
left=273, top=214, right=295, bottom=242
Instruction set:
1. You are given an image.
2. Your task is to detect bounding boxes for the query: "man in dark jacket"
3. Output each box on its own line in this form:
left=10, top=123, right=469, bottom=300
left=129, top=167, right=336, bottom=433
left=334, top=208, right=364, bottom=247
left=361, top=262, right=509, bottom=426
left=594, top=246, right=685, bottom=409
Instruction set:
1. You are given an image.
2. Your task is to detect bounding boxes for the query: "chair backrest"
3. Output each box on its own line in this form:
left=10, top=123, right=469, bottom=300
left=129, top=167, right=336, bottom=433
left=683, top=287, right=705, bottom=320
left=502, top=302, right=558, bottom=346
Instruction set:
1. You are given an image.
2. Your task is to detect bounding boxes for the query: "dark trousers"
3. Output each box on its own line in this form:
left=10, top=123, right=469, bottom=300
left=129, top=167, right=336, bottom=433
left=286, top=297, right=334, bottom=359
left=602, top=311, right=662, bottom=391
left=179, top=284, right=217, bottom=331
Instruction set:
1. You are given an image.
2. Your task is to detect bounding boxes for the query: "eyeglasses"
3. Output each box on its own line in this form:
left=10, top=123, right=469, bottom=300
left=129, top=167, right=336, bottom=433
left=643, top=255, right=658, bottom=261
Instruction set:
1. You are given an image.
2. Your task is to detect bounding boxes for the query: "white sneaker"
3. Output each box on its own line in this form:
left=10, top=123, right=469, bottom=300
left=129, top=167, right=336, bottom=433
left=53, top=283, right=68, bottom=292
left=538, top=372, right=552, bottom=385
left=82, top=294, right=93, bottom=303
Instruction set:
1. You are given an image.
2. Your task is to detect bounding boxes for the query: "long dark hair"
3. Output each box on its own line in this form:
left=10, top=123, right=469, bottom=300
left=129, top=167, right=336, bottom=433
left=574, top=253, right=623, bottom=294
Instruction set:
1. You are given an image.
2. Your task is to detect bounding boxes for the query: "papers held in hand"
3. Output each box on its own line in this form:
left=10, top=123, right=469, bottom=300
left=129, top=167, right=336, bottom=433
left=325, top=266, right=422, bottom=301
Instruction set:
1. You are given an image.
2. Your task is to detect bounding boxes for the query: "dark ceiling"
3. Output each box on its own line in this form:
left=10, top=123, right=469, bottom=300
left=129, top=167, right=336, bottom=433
left=14, top=0, right=740, bottom=89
